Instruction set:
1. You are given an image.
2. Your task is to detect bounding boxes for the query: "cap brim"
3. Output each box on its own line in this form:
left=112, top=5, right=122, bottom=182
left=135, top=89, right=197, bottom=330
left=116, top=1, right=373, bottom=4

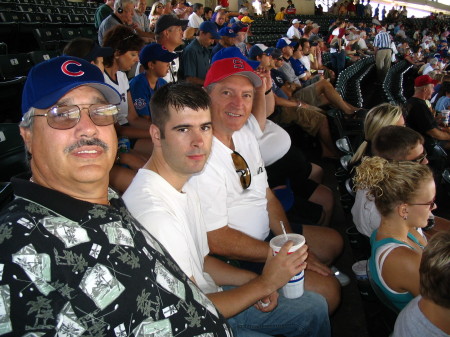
left=210, top=32, right=222, bottom=39
left=32, top=82, right=121, bottom=109
left=157, top=52, right=179, bottom=63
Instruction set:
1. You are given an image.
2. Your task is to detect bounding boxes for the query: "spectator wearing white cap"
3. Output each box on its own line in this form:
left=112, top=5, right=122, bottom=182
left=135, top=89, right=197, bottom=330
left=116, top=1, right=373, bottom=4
left=287, top=19, right=302, bottom=40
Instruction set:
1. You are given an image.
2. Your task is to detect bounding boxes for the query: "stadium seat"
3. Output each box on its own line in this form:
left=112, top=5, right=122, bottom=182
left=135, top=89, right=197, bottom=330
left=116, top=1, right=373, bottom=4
left=0, top=53, right=33, bottom=77
left=28, top=50, right=59, bottom=65
left=0, top=123, right=28, bottom=181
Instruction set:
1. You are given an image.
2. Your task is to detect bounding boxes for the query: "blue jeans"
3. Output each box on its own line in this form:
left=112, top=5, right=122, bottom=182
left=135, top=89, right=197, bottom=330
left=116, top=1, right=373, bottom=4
left=330, top=50, right=346, bottom=76
left=224, top=287, right=330, bottom=337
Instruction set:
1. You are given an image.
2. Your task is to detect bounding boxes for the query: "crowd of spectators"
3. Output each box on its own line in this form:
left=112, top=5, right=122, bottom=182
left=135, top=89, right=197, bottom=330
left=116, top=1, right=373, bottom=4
left=2, top=0, right=450, bottom=335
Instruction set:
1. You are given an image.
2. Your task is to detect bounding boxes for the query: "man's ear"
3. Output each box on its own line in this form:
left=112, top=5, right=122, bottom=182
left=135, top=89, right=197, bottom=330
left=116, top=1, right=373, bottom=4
left=20, top=127, right=33, bottom=155
left=149, top=124, right=162, bottom=145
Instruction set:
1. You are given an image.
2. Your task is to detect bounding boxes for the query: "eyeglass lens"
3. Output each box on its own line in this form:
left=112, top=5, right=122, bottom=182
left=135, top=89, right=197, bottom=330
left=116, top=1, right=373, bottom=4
left=46, top=104, right=118, bottom=129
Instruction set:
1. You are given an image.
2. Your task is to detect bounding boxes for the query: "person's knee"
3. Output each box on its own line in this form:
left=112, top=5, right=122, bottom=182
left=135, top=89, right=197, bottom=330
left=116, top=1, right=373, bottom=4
left=305, top=272, right=341, bottom=315
left=309, top=163, right=323, bottom=183
left=319, top=227, right=344, bottom=261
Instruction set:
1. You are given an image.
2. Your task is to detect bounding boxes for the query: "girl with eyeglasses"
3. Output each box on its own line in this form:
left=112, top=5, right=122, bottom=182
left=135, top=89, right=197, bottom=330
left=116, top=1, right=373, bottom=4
left=354, top=156, right=434, bottom=311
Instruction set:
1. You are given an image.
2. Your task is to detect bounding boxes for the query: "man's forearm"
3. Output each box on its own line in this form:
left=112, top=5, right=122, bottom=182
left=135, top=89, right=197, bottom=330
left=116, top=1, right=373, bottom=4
left=204, top=255, right=257, bottom=286
left=207, top=225, right=269, bottom=262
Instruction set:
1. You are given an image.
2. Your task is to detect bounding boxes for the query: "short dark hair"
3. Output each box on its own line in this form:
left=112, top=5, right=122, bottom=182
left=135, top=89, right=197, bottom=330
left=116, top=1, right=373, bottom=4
left=150, top=82, right=211, bottom=138
left=299, top=38, right=309, bottom=49
left=63, top=37, right=95, bottom=60
left=280, top=6, right=285, bottom=11
left=102, top=25, right=144, bottom=67
left=193, top=2, right=203, bottom=12
left=420, top=231, right=450, bottom=309
left=372, top=125, right=424, bottom=161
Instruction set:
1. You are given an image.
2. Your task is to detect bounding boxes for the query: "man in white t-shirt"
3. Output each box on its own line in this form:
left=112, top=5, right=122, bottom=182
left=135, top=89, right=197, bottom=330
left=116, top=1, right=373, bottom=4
left=123, top=81, right=330, bottom=337
left=187, top=3, right=204, bottom=32
left=286, top=18, right=301, bottom=40
left=188, top=57, right=345, bottom=314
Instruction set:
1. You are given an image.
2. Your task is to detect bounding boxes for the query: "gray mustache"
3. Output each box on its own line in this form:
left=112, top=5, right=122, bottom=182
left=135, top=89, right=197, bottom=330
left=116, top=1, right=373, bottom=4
left=64, top=138, right=109, bottom=153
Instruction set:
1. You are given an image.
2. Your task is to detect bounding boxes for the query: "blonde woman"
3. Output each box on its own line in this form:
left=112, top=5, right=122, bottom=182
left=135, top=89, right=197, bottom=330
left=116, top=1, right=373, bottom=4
left=354, top=157, right=433, bottom=310
left=350, top=103, right=404, bottom=167
left=148, top=1, right=164, bottom=31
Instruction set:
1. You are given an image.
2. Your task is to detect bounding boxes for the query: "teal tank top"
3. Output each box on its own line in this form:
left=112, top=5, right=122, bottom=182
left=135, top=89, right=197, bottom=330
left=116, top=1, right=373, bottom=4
left=369, top=230, right=422, bottom=311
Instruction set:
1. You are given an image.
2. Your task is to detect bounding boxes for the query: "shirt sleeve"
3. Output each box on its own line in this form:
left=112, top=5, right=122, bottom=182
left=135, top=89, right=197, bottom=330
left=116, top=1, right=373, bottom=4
left=129, top=75, right=151, bottom=117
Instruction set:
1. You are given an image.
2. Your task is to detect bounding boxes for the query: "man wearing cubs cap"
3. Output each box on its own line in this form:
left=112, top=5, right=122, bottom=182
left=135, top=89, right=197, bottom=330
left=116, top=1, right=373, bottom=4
left=186, top=57, right=330, bottom=336
left=182, top=21, right=221, bottom=85
left=406, top=74, right=450, bottom=151
left=0, top=56, right=232, bottom=336
left=130, top=43, right=178, bottom=118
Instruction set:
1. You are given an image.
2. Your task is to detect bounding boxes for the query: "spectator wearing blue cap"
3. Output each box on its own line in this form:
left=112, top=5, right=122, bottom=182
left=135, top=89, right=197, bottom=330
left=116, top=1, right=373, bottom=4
left=130, top=43, right=178, bottom=120
left=1, top=56, right=233, bottom=336
left=211, top=26, right=237, bottom=58
left=181, top=21, right=220, bottom=85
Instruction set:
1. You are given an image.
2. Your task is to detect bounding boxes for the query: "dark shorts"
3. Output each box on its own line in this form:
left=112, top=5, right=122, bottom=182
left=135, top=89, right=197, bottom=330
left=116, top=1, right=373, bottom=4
left=266, top=145, right=315, bottom=198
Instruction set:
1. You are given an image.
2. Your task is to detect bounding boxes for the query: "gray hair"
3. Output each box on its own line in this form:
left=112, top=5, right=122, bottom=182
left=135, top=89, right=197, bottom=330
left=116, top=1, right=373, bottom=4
left=114, top=0, right=135, bottom=12
left=20, top=107, right=35, bottom=129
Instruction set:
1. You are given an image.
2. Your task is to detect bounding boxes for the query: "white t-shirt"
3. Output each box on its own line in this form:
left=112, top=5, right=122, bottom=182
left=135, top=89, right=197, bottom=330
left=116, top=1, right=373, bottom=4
left=123, top=169, right=220, bottom=295
left=188, top=12, right=204, bottom=28
left=351, top=189, right=381, bottom=237
left=188, top=114, right=270, bottom=240
left=300, top=55, right=311, bottom=71
left=104, top=71, right=129, bottom=125
left=330, top=28, right=341, bottom=53
left=249, top=119, right=291, bottom=166
left=287, top=25, right=301, bottom=40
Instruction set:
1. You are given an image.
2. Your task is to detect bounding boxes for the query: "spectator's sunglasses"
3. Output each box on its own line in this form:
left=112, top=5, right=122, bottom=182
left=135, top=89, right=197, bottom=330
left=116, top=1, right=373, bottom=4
left=31, top=104, right=119, bottom=130
left=231, top=151, right=251, bottom=189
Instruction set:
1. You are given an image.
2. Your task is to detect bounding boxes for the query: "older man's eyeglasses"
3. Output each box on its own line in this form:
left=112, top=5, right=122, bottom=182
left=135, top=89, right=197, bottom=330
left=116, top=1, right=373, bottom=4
left=231, top=151, right=251, bottom=189
left=31, top=104, right=119, bottom=130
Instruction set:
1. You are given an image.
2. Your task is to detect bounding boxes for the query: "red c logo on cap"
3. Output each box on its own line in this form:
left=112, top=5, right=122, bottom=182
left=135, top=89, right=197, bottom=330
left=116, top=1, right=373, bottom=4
left=61, top=60, right=84, bottom=77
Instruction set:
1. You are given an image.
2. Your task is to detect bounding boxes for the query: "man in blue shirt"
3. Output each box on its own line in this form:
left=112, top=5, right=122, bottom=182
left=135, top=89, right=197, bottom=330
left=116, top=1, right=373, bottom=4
left=182, top=21, right=220, bottom=85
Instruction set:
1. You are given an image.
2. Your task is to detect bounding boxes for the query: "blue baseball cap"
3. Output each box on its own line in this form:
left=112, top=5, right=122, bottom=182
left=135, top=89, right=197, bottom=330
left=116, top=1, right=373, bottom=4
left=22, top=56, right=121, bottom=115
left=139, top=43, right=178, bottom=65
left=219, top=26, right=237, bottom=37
left=248, top=43, right=270, bottom=60
left=212, top=46, right=260, bottom=69
left=199, top=21, right=221, bottom=39
left=276, top=37, right=297, bottom=49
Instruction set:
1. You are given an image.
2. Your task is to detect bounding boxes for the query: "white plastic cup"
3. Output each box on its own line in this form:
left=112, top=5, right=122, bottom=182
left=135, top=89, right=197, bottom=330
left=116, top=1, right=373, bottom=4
left=318, top=69, right=324, bottom=75
left=441, top=110, right=449, bottom=126
left=269, top=233, right=306, bottom=299
left=351, top=260, right=368, bottom=281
